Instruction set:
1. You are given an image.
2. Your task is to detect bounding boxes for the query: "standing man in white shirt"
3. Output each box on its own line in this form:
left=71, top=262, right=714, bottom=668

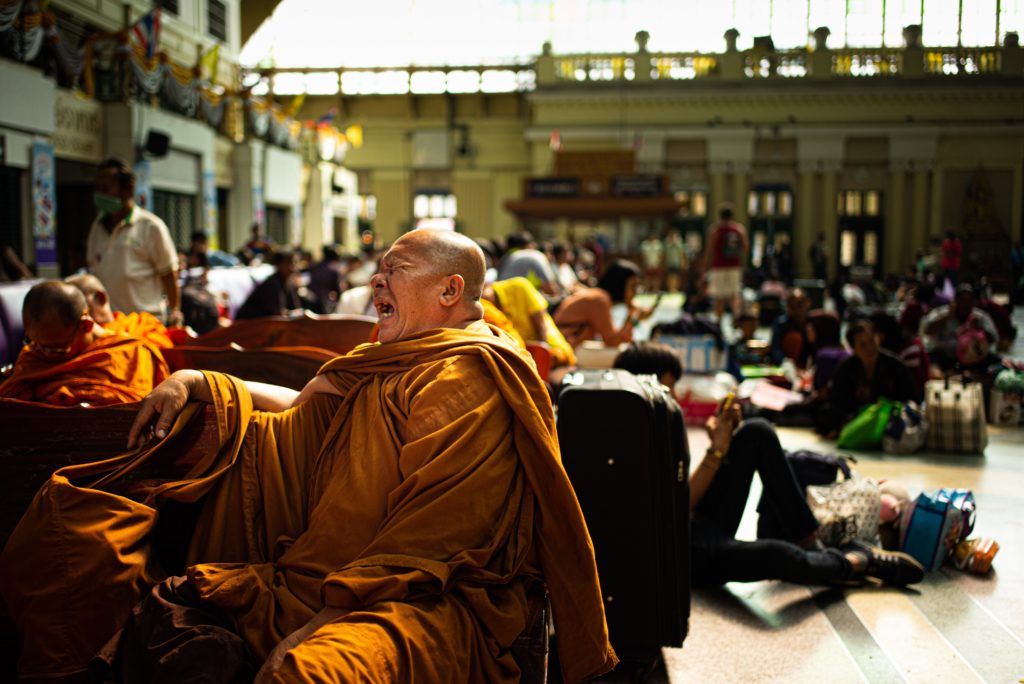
left=86, top=158, right=183, bottom=326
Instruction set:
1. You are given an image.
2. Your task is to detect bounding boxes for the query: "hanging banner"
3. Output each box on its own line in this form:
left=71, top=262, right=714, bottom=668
left=31, top=141, right=57, bottom=268
left=135, top=159, right=152, bottom=210
left=203, top=169, right=218, bottom=247
left=291, top=202, right=302, bottom=246
left=252, top=184, right=265, bottom=232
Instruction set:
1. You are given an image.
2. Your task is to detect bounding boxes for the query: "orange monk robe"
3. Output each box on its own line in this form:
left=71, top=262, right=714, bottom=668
left=0, top=333, right=170, bottom=406
left=104, top=310, right=174, bottom=349
left=0, top=322, right=616, bottom=683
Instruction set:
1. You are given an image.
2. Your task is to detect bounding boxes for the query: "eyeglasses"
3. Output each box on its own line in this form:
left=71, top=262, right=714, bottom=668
left=23, top=320, right=87, bottom=357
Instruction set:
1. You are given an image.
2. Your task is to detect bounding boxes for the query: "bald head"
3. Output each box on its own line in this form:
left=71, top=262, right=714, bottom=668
left=65, top=273, right=105, bottom=298
left=23, top=281, right=88, bottom=328
left=400, top=229, right=486, bottom=301
left=65, top=274, right=114, bottom=324
left=371, top=229, right=487, bottom=343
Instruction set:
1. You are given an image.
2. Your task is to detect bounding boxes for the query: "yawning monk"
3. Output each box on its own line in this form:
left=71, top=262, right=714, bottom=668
left=0, top=280, right=169, bottom=406
left=1, top=229, right=616, bottom=683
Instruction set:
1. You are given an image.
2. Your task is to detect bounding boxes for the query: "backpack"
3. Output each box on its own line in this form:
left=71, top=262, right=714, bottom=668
left=785, top=449, right=854, bottom=490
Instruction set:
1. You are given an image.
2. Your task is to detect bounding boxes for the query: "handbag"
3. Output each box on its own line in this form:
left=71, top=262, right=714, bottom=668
left=925, top=376, right=988, bottom=453
left=900, top=488, right=976, bottom=571
left=785, top=449, right=854, bottom=490
left=837, top=398, right=901, bottom=450
left=882, top=401, right=929, bottom=454
left=806, top=475, right=881, bottom=547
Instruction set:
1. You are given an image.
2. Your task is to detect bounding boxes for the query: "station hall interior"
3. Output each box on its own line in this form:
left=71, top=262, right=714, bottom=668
left=1, top=1, right=1024, bottom=682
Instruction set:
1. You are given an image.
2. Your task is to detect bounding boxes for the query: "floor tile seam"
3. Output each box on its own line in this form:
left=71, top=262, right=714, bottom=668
left=956, top=584, right=1024, bottom=649
left=905, top=574, right=1024, bottom=681
left=844, top=591, right=985, bottom=683
left=812, top=590, right=875, bottom=684
left=814, top=590, right=907, bottom=684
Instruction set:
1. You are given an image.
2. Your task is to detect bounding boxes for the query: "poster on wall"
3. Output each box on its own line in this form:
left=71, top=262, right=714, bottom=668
left=252, top=185, right=265, bottom=231
left=135, top=159, right=152, bottom=210
left=291, top=203, right=302, bottom=246
left=31, top=141, right=57, bottom=268
left=203, top=170, right=219, bottom=249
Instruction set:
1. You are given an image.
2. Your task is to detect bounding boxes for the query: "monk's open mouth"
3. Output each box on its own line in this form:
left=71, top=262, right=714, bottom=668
left=376, top=302, right=394, bottom=318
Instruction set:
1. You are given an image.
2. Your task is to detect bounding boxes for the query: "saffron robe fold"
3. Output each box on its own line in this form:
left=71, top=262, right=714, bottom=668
left=104, top=310, right=174, bottom=349
left=0, top=322, right=616, bottom=682
left=0, top=333, right=170, bottom=406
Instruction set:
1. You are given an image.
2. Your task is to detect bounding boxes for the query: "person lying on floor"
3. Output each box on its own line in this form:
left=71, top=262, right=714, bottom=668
left=612, top=341, right=924, bottom=589
left=0, top=280, right=169, bottom=406
left=0, top=229, right=616, bottom=684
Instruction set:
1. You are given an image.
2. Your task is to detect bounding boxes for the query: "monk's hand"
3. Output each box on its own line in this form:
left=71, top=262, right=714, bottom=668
left=127, top=370, right=200, bottom=448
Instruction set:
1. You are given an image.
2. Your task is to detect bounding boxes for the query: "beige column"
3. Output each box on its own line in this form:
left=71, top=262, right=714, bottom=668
left=452, top=172, right=493, bottom=239
left=730, top=166, right=750, bottom=227
left=911, top=167, right=931, bottom=255
left=796, top=134, right=845, bottom=279
left=493, top=171, right=524, bottom=239
left=709, top=168, right=728, bottom=220
left=930, top=164, right=946, bottom=246
left=796, top=169, right=817, bottom=277
left=886, top=168, right=906, bottom=275
left=820, top=166, right=840, bottom=276
left=889, top=134, right=937, bottom=253
left=374, top=170, right=412, bottom=244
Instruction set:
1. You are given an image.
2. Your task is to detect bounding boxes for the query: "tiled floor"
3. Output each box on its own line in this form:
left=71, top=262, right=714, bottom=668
left=614, top=294, right=1024, bottom=683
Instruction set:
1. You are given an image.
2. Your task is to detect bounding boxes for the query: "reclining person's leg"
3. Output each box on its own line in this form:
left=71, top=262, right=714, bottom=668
left=694, top=537, right=854, bottom=586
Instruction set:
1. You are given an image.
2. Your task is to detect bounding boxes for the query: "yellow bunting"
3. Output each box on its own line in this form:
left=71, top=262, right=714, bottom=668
left=344, top=124, right=363, bottom=148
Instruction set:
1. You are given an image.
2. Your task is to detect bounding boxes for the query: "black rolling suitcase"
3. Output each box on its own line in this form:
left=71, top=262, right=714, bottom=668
left=556, top=369, right=690, bottom=669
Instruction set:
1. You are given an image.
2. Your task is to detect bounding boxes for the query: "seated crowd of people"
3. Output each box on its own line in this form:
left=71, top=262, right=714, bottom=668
left=1, top=216, right=1018, bottom=681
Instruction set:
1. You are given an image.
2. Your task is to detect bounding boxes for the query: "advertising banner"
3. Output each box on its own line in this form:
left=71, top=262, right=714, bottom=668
left=31, top=141, right=57, bottom=268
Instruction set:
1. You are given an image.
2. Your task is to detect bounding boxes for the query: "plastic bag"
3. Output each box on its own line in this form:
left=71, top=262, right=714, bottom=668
left=838, top=398, right=901, bottom=450
left=882, top=401, right=928, bottom=454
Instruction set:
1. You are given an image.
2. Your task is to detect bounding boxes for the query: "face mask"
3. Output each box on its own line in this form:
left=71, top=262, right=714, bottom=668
left=93, top=192, right=124, bottom=215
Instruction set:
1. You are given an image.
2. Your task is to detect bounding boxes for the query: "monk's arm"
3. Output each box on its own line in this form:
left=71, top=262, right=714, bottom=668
left=290, top=374, right=341, bottom=407
left=127, top=369, right=300, bottom=447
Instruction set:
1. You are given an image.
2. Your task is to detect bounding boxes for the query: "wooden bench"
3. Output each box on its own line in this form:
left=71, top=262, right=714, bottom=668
left=186, top=312, right=376, bottom=356
left=164, top=345, right=336, bottom=390
left=0, top=398, right=221, bottom=554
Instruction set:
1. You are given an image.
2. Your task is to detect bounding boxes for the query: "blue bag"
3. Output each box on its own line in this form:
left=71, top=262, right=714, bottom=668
left=900, top=488, right=977, bottom=571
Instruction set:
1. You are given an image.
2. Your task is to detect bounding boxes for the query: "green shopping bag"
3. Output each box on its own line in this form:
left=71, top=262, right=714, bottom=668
left=837, top=398, right=902, bottom=450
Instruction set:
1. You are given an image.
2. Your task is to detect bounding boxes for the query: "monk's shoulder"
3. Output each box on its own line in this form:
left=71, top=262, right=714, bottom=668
left=403, top=351, right=502, bottom=420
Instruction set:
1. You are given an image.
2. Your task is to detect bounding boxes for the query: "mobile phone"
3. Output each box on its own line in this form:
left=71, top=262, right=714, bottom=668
left=718, top=391, right=736, bottom=416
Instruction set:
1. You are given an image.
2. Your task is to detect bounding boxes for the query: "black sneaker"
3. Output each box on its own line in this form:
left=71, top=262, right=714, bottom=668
left=845, top=540, right=925, bottom=586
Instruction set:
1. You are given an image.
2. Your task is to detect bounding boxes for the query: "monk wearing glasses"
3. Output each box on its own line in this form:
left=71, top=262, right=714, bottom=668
left=0, top=280, right=169, bottom=406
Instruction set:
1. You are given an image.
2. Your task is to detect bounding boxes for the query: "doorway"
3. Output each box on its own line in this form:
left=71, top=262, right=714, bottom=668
left=837, top=190, right=884, bottom=280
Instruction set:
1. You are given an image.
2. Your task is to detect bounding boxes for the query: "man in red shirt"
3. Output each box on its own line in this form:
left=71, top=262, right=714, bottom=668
left=703, top=204, right=749, bottom=321
left=941, top=229, right=962, bottom=287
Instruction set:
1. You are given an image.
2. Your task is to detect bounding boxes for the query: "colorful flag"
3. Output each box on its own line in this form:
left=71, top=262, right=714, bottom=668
left=315, top=106, right=339, bottom=125
left=284, top=93, right=306, bottom=117
left=132, top=9, right=161, bottom=61
left=199, top=44, right=220, bottom=83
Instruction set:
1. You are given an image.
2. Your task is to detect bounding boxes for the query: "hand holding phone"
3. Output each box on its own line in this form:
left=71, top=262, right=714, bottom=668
left=717, top=391, right=736, bottom=417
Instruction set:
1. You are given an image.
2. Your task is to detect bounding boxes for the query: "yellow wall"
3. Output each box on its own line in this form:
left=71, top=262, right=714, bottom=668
left=295, top=82, right=1023, bottom=278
